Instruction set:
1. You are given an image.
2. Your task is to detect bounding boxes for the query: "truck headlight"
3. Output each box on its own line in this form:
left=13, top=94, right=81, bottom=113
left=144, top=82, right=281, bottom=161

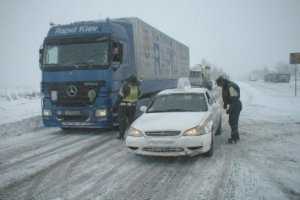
left=95, top=109, right=107, bottom=117
left=43, top=109, right=52, bottom=117
left=51, top=90, right=58, bottom=101
left=127, top=127, right=143, bottom=137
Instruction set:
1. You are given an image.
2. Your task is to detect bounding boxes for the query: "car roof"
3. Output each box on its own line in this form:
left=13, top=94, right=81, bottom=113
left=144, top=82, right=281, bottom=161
left=158, top=88, right=209, bottom=95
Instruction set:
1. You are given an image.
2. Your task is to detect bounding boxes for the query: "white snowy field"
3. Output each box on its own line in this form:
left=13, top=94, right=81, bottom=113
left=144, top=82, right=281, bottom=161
left=0, top=88, right=40, bottom=126
left=240, top=80, right=300, bottom=123
left=0, top=81, right=299, bottom=200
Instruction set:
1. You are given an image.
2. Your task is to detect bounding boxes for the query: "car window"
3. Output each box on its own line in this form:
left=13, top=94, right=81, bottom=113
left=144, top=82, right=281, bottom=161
left=147, top=93, right=208, bottom=113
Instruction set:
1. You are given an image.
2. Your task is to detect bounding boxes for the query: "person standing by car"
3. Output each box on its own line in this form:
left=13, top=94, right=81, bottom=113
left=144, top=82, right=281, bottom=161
left=216, top=76, right=242, bottom=144
left=115, top=75, right=141, bottom=139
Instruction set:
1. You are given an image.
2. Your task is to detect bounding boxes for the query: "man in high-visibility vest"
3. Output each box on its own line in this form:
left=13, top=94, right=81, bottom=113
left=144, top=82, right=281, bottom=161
left=116, top=75, right=141, bottom=139
left=216, top=76, right=242, bottom=144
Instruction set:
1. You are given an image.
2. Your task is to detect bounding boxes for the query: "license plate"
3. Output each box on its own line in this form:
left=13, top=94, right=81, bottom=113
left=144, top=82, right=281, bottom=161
left=64, top=110, right=81, bottom=116
left=148, top=139, right=175, bottom=145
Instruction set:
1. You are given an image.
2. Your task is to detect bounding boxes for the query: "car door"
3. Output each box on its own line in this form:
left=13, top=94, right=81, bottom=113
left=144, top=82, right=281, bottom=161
left=205, top=91, right=219, bottom=133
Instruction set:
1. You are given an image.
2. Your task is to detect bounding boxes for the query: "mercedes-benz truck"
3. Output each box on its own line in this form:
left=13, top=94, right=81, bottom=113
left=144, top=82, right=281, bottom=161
left=40, top=17, right=189, bottom=129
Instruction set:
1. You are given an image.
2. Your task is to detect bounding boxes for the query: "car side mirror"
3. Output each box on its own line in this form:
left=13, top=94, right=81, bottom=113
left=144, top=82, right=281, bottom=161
left=140, top=105, right=147, bottom=113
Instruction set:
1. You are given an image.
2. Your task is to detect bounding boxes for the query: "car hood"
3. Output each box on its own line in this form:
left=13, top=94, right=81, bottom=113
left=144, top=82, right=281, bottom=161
left=132, top=112, right=209, bottom=132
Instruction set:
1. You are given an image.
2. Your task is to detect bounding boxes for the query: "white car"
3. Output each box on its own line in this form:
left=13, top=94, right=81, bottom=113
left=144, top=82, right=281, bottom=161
left=125, top=88, right=222, bottom=157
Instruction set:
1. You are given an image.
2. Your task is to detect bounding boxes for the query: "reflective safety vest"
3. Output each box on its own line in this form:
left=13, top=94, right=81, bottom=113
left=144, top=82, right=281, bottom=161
left=122, top=84, right=139, bottom=103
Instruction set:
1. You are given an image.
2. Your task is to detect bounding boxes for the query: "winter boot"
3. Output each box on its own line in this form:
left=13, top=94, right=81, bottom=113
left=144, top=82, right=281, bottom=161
left=228, top=138, right=237, bottom=144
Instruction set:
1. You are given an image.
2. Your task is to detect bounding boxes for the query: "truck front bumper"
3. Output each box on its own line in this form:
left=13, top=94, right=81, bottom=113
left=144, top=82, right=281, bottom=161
left=42, top=107, right=116, bottom=129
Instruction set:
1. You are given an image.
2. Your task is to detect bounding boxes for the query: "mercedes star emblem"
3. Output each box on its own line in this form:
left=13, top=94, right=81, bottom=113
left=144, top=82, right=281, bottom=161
left=66, top=85, right=78, bottom=97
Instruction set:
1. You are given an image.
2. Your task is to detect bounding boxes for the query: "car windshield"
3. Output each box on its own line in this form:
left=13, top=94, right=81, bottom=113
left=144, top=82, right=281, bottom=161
left=43, top=41, right=109, bottom=67
left=147, top=93, right=208, bottom=113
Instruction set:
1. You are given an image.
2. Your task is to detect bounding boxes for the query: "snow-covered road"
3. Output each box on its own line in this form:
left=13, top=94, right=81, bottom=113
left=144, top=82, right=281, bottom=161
left=0, top=81, right=299, bottom=200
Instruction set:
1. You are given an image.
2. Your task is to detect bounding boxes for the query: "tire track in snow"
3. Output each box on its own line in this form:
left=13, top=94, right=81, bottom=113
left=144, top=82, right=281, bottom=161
left=5, top=138, right=127, bottom=200
left=0, top=132, right=115, bottom=199
left=0, top=132, right=95, bottom=171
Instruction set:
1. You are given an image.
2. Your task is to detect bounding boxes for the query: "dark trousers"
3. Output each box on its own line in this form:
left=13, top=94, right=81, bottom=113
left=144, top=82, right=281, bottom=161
left=228, top=100, right=242, bottom=141
left=118, top=104, right=136, bottom=138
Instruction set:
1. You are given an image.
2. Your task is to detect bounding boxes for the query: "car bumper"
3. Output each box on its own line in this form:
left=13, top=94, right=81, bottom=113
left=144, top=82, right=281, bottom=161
left=125, top=134, right=212, bottom=157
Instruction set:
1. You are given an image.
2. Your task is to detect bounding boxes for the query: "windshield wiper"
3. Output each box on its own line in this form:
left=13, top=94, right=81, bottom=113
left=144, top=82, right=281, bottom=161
left=73, top=61, right=95, bottom=68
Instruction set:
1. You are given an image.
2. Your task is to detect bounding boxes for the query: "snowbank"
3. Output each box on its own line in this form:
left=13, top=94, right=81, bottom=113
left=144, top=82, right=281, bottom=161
left=0, top=88, right=41, bottom=125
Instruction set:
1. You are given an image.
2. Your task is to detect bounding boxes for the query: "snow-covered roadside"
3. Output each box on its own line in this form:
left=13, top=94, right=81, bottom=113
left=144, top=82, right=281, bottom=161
left=0, top=98, right=41, bottom=126
left=218, top=81, right=300, bottom=200
left=0, top=88, right=42, bottom=138
left=0, top=116, right=42, bottom=138
left=0, top=89, right=41, bottom=125
left=239, top=80, right=300, bottom=123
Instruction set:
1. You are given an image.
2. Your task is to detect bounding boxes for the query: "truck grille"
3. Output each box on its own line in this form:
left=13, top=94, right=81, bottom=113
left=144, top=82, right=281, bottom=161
left=143, top=147, right=184, bottom=153
left=44, top=81, right=105, bottom=107
left=145, top=131, right=181, bottom=137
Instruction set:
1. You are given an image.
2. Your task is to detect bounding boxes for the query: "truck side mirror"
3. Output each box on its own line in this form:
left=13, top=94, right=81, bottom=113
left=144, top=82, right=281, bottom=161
left=112, top=42, right=123, bottom=64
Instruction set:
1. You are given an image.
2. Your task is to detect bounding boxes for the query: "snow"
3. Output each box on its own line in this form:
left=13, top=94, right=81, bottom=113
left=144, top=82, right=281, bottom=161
left=0, top=81, right=299, bottom=200
left=239, top=80, right=300, bottom=123
left=0, top=88, right=41, bottom=125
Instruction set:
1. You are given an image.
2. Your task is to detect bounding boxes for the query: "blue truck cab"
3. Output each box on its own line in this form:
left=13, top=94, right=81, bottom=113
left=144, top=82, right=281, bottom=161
left=40, top=18, right=189, bottom=129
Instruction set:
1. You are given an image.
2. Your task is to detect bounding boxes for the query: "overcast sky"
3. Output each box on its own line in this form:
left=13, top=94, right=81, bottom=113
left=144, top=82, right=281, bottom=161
left=0, top=0, right=299, bottom=88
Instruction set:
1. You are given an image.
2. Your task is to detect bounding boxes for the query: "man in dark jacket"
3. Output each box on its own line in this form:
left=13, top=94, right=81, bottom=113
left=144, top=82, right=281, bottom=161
left=115, top=75, right=141, bottom=139
left=216, top=76, right=242, bottom=143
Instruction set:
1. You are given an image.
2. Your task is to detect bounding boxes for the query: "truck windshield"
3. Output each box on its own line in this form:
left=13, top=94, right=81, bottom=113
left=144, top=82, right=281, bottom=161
left=189, top=71, right=202, bottom=78
left=43, top=41, right=109, bottom=68
left=147, top=93, right=208, bottom=113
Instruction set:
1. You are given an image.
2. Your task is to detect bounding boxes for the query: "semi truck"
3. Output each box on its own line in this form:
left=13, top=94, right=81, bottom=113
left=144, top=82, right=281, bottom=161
left=189, top=65, right=212, bottom=90
left=39, top=17, right=189, bottom=129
